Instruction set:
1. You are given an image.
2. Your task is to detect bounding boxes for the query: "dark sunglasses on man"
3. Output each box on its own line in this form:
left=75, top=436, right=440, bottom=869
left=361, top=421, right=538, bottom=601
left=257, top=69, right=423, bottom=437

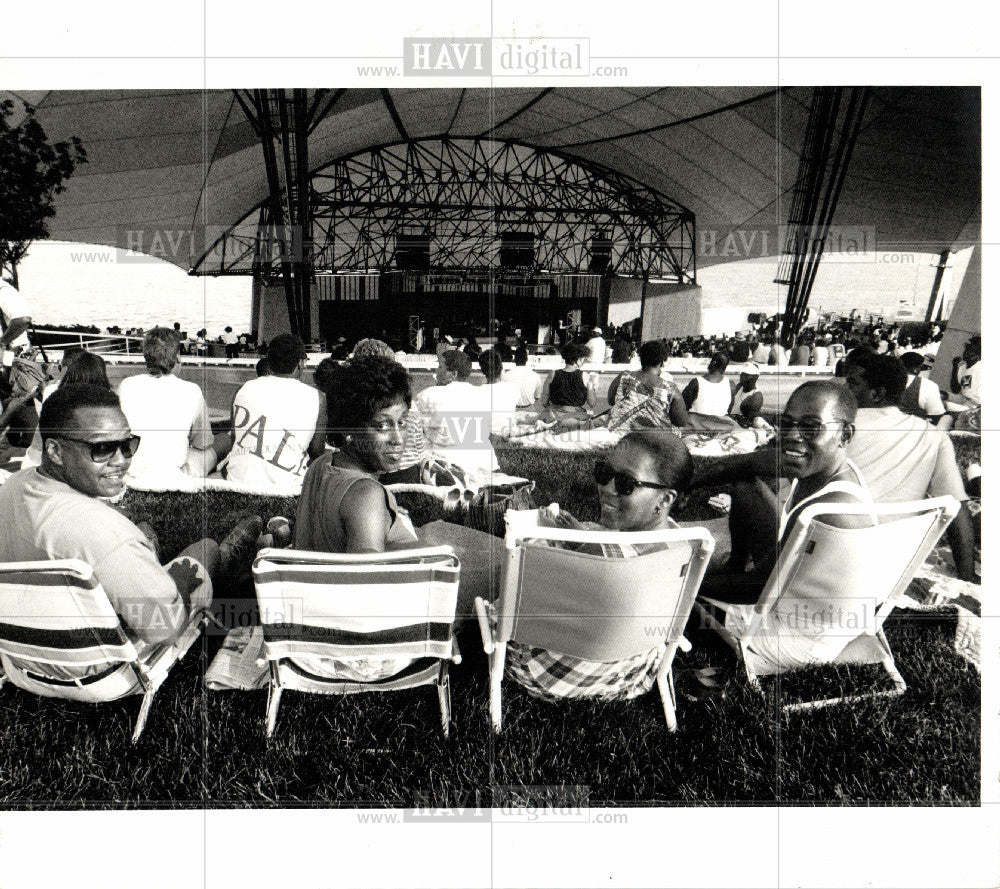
left=776, top=415, right=844, bottom=441
left=593, top=459, right=671, bottom=497
left=56, top=434, right=141, bottom=463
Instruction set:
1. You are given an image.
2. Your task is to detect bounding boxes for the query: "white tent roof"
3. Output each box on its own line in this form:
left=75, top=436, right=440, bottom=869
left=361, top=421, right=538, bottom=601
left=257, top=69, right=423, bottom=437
left=2, top=87, right=980, bottom=271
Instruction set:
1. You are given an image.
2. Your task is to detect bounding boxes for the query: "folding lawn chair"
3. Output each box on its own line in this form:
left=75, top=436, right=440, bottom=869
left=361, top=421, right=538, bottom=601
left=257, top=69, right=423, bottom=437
left=0, top=559, right=210, bottom=742
left=474, top=524, right=716, bottom=733
left=252, top=545, right=461, bottom=738
left=699, top=496, right=960, bottom=712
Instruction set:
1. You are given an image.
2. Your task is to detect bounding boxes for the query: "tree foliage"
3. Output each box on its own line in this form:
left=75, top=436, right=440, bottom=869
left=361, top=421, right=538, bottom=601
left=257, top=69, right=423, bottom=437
left=0, top=99, right=88, bottom=280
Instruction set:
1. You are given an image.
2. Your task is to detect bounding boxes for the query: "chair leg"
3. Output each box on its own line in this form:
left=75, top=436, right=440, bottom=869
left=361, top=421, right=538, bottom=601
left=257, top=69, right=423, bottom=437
left=437, top=664, right=452, bottom=738
left=489, top=642, right=507, bottom=733
left=132, top=686, right=158, bottom=743
left=657, top=668, right=678, bottom=732
left=265, top=685, right=283, bottom=738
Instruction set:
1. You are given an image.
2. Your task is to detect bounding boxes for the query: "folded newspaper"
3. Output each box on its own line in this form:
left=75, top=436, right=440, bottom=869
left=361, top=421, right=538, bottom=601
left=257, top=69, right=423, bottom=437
left=205, top=626, right=269, bottom=690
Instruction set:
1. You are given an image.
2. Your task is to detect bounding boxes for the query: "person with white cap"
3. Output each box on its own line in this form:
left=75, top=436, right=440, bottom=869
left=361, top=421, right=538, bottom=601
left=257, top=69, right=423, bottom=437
left=585, top=327, right=607, bottom=365
left=729, top=363, right=764, bottom=423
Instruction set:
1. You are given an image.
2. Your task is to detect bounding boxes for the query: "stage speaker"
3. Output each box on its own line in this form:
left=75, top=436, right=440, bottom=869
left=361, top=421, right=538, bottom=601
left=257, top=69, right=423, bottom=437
left=499, top=232, right=535, bottom=269
left=395, top=233, right=431, bottom=272
left=589, top=231, right=612, bottom=274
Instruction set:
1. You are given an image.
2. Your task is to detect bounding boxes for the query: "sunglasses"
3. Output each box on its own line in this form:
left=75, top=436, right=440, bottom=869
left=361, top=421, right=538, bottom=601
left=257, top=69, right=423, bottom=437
left=57, top=434, right=141, bottom=463
left=593, top=460, right=671, bottom=497
left=776, top=415, right=843, bottom=441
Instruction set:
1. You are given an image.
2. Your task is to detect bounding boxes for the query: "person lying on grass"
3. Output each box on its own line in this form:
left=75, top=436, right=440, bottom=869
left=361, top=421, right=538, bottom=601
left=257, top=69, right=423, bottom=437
left=504, top=430, right=695, bottom=701
left=0, top=384, right=262, bottom=689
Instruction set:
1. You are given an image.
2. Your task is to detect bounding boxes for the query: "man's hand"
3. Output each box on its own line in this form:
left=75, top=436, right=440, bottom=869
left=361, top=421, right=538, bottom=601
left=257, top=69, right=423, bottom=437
left=166, top=558, right=201, bottom=609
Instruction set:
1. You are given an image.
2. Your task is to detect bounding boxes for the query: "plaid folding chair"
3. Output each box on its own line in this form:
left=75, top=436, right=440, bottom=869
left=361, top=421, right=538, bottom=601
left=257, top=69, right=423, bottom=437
left=252, top=545, right=461, bottom=738
left=0, top=559, right=210, bottom=742
left=475, top=524, right=715, bottom=733
left=699, top=496, right=961, bottom=711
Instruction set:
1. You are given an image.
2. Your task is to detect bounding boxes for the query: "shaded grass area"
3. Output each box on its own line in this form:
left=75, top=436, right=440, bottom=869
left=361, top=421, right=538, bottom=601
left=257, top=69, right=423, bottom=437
left=0, top=446, right=981, bottom=808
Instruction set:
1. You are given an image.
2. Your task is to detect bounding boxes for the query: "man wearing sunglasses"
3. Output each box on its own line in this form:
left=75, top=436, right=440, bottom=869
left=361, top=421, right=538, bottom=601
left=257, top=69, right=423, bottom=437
left=0, top=384, right=262, bottom=684
left=693, top=380, right=874, bottom=607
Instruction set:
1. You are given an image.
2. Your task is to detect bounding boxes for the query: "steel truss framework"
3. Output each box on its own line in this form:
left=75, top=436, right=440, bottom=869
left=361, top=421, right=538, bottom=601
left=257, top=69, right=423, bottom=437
left=200, top=138, right=696, bottom=284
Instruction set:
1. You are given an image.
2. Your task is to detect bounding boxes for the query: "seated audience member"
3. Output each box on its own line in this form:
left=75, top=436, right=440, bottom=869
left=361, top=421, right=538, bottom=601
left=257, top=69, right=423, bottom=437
left=844, top=351, right=977, bottom=582
left=293, top=356, right=419, bottom=683
left=610, top=332, right=636, bottom=365
left=349, top=338, right=429, bottom=479
left=729, top=363, right=764, bottom=423
left=585, top=327, right=607, bottom=365
left=505, top=431, right=695, bottom=701
left=898, top=350, right=948, bottom=425
left=542, top=342, right=597, bottom=417
left=810, top=337, right=830, bottom=367
left=22, top=351, right=112, bottom=470
left=694, top=381, right=873, bottom=630
left=730, top=334, right=751, bottom=363
left=683, top=352, right=733, bottom=417
left=949, top=335, right=981, bottom=415
left=226, top=333, right=325, bottom=490
left=789, top=336, right=811, bottom=366
left=118, top=327, right=218, bottom=483
left=501, top=345, right=545, bottom=408
left=752, top=338, right=771, bottom=364
left=0, top=385, right=261, bottom=686
left=415, top=349, right=500, bottom=479
left=608, top=340, right=692, bottom=432
left=767, top=338, right=788, bottom=367
left=477, top=349, right=520, bottom=434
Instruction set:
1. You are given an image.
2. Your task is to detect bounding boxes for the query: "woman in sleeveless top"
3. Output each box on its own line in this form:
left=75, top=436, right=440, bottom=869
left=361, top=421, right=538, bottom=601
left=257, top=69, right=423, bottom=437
left=293, top=356, right=420, bottom=682
left=543, top=342, right=596, bottom=417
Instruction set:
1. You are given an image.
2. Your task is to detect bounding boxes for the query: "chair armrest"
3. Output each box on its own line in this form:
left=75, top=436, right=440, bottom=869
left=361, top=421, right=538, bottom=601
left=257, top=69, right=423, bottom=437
left=474, top=596, right=494, bottom=654
left=678, top=635, right=692, bottom=653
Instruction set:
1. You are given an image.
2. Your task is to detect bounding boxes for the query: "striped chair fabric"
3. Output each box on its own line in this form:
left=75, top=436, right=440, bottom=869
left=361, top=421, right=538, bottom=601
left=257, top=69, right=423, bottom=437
left=252, top=545, right=461, bottom=738
left=0, top=559, right=207, bottom=742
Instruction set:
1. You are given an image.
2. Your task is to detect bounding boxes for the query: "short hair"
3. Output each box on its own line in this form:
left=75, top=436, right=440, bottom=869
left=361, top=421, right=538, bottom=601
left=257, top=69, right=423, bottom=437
left=39, top=384, right=122, bottom=441
left=858, top=353, right=908, bottom=405
left=513, top=346, right=529, bottom=366
left=899, top=351, right=926, bottom=373
left=638, top=340, right=669, bottom=370
left=620, top=430, right=694, bottom=492
left=561, top=342, right=591, bottom=366
left=255, top=356, right=270, bottom=377
left=788, top=380, right=858, bottom=423
left=708, top=352, right=730, bottom=373
left=442, top=349, right=472, bottom=380
left=478, top=349, right=503, bottom=382
left=142, top=326, right=180, bottom=375
left=324, top=356, right=411, bottom=447
left=267, top=333, right=307, bottom=374
left=351, top=338, right=395, bottom=361
left=60, top=352, right=111, bottom=389
left=313, top=356, right=341, bottom=392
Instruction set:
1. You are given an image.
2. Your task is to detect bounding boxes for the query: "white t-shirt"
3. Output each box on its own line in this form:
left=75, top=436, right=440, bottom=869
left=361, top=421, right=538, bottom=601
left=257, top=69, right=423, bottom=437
left=500, top=365, right=544, bottom=407
left=689, top=376, right=733, bottom=416
left=415, top=380, right=500, bottom=477
left=586, top=336, right=607, bottom=364
left=0, top=279, right=31, bottom=352
left=118, top=373, right=214, bottom=483
left=906, top=374, right=946, bottom=418
left=227, top=375, right=320, bottom=490
left=480, top=381, right=520, bottom=434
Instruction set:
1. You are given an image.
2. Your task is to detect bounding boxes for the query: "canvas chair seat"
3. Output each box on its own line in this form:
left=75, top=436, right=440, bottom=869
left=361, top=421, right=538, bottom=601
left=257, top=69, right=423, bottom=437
left=251, top=545, right=462, bottom=738
left=475, top=522, right=715, bottom=732
left=0, top=559, right=210, bottom=741
left=700, top=496, right=960, bottom=711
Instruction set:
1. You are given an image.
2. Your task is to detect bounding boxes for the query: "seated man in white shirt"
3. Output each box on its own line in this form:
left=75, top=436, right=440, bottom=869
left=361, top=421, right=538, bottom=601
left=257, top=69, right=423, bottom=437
left=845, top=351, right=977, bottom=583
left=501, top=346, right=544, bottom=408
left=477, top=349, right=520, bottom=435
left=683, top=352, right=734, bottom=418
left=415, top=348, right=500, bottom=481
left=226, top=333, right=326, bottom=492
left=118, top=327, right=218, bottom=484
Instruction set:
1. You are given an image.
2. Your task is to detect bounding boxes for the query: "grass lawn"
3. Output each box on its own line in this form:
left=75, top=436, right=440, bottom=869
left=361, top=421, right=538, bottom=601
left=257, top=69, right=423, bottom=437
left=0, top=444, right=981, bottom=808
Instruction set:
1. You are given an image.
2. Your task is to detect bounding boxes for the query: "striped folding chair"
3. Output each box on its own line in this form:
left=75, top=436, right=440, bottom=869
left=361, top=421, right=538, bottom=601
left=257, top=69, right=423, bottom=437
left=698, top=496, right=961, bottom=711
left=252, top=545, right=461, bottom=738
left=0, top=559, right=209, bottom=742
left=474, top=525, right=716, bottom=733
